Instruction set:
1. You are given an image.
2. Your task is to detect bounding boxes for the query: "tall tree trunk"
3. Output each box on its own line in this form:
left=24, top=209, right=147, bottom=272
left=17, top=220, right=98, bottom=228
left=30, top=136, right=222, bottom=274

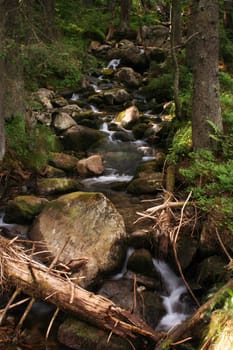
left=0, top=11, right=5, bottom=160
left=171, top=0, right=182, bottom=120
left=119, top=0, right=132, bottom=32
left=189, top=0, right=222, bottom=150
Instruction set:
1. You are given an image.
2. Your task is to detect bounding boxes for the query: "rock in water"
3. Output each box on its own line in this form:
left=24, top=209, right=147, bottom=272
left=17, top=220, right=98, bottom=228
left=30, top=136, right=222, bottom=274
left=29, top=191, right=126, bottom=288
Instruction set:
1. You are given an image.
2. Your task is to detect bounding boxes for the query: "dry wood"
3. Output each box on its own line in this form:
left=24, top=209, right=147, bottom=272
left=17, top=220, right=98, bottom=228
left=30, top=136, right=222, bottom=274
left=154, top=278, right=233, bottom=350
left=0, top=236, right=163, bottom=343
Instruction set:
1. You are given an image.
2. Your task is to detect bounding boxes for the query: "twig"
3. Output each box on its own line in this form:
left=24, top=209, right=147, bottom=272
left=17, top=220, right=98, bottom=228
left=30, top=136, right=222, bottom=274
left=16, top=297, right=35, bottom=332
left=215, top=227, right=232, bottom=263
left=45, top=306, right=59, bottom=348
left=171, top=192, right=200, bottom=307
left=47, top=237, right=71, bottom=272
left=0, top=288, right=21, bottom=325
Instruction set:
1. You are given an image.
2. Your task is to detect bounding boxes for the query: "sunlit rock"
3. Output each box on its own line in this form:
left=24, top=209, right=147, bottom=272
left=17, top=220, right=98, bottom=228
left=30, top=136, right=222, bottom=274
left=76, top=154, right=104, bottom=177
left=29, top=191, right=127, bottom=288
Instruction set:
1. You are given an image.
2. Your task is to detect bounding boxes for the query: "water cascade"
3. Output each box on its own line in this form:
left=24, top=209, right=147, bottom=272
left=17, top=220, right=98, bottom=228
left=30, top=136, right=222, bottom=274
left=153, top=259, right=193, bottom=331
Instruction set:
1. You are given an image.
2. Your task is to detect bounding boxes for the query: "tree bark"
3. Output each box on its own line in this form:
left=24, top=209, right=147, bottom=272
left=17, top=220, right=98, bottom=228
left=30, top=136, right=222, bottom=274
left=119, top=0, right=132, bottom=32
left=0, top=236, right=163, bottom=343
left=189, top=0, right=222, bottom=150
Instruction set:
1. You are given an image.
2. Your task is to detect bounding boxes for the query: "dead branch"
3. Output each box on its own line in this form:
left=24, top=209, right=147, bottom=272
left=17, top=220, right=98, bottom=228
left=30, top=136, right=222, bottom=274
left=0, top=236, right=163, bottom=343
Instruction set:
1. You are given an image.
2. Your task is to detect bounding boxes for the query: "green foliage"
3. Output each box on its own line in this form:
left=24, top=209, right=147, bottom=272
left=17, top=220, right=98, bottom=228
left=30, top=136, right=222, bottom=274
left=56, top=1, right=108, bottom=42
left=223, top=289, right=233, bottom=312
left=142, top=73, right=174, bottom=102
left=21, top=43, right=82, bottom=90
left=179, top=147, right=233, bottom=233
left=5, top=115, right=57, bottom=171
left=167, top=122, right=192, bottom=163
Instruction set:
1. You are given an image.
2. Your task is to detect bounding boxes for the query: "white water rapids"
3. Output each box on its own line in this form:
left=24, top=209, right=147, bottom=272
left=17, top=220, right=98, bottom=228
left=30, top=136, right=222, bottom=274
left=153, top=259, right=192, bottom=331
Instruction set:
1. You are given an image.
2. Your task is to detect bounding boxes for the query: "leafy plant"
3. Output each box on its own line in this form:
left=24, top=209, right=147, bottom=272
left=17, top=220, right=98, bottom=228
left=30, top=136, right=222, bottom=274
left=5, top=115, right=57, bottom=171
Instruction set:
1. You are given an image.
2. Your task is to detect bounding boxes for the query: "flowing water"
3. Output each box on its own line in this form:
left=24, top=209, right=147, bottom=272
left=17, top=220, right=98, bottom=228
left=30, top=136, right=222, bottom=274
left=153, top=259, right=193, bottom=331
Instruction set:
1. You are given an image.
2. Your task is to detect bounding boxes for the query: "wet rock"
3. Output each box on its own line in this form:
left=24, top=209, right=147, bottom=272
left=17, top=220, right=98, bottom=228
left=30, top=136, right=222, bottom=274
left=72, top=111, right=102, bottom=129
left=58, top=317, right=132, bottom=350
left=127, top=248, right=157, bottom=277
left=102, top=88, right=130, bottom=105
left=175, top=236, right=198, bottom=270
left=115, top=67, right=142, bottom=88
left=42, top=165, right=66, bottom=178
left=107, top=40, right=149, bottom=71
left=49, top=152, right=79, bottom=172
left=29, top=192, right=127, bottom=288
left=61, top=124, right=106, bottom=152
left=4, top=195, right=48, bottom=224
left=127, top=172, right=163, bottom=194
left=196, top=255, right=229, bottom=287
left=98, top=279, right=164, bottom=329
left=36, top=178, right=81, bottom=196
left=77, top=154, right=104, bottom=177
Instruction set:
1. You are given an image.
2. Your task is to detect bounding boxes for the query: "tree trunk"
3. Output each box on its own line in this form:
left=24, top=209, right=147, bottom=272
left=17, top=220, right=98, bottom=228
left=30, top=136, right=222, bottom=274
left=0, top=7, right=5, bottom=160
left=189, top=0, right=222, bottom=150
left=171, top=0, right=182, bottom=120
left=0, top=236, right=162, bottom=343
left=119, top=0, right=132, bottom=32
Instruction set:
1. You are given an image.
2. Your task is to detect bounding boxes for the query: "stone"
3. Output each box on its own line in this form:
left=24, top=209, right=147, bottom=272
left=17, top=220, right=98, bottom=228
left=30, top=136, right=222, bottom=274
left=61, top=125, right=106, bottom=152
left=58, top=317, right=132, bottom=350
left=49, top=152, right=79, bottom=172
left=113, top=106, right=140, bottom=128
left=29, top=192, right=127, bottom=288
left=4, top=195, right=48, bottom=224
left=53, top=111, right=77, bottom=131
left=36, top=178, right=81, bottom=196
left=77, top=154, right=104, bottom=177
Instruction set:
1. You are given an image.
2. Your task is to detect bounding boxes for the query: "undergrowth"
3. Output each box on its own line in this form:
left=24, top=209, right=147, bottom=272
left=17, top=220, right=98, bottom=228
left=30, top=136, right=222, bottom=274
left=5, top=114, right=58, bottom=171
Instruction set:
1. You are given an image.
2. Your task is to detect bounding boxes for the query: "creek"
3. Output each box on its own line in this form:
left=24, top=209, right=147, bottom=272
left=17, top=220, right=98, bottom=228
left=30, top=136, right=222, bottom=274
left=0, top=55, right=195, bottom=350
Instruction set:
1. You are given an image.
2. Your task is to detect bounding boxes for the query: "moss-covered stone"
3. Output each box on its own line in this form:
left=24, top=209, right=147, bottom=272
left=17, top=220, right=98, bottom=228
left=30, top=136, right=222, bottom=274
left=36, top=178, right=81, bottom=196
left=4, top=195, right=48, bottom=224
left=29, top=191, right=126, bottom=288
left=58, top=317, right=132, bottom=350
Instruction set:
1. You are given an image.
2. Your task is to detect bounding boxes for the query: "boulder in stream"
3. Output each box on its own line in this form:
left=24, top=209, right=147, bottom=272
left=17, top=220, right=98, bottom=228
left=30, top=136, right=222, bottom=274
left=29, top=191, right=127, bottom=288
left=4, top=195, right=48, bottom=224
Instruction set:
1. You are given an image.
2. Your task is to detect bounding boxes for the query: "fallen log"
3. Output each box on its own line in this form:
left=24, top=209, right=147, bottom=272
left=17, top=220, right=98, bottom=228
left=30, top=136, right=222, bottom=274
left=0, top=236, right=163, bottom=343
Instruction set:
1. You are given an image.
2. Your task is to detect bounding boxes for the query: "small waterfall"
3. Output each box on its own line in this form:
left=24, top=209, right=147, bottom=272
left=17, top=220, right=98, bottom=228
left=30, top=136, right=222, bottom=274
left=106, top=58, right=121, bottom=70
left=70, top=93, right=80, bottom=101
left=111, top=247, right=135, bottom=280
left=153, top=259, right=192, bottom=331
left=99, top=122, right=116, bottom=143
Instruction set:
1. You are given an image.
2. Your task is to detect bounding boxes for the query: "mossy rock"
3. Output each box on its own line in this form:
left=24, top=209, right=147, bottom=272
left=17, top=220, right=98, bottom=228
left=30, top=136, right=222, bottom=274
left=49, top=152, right=79, bottom=171
left=4, top=195, right=48, bottom=224
left=58, top=317, right=132, bottom=350
left=132, top=122, right=150, bottom=139
left=36, top=178, right=81, bottom=196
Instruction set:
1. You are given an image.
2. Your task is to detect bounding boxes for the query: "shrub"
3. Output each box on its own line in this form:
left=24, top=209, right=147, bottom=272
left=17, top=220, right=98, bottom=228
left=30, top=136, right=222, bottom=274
left=5, top=115, right=57, bottom=171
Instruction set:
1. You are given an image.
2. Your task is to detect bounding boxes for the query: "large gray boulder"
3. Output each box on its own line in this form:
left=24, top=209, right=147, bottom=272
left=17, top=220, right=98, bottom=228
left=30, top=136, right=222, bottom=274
left=29, top=192, right=126, bottom=288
